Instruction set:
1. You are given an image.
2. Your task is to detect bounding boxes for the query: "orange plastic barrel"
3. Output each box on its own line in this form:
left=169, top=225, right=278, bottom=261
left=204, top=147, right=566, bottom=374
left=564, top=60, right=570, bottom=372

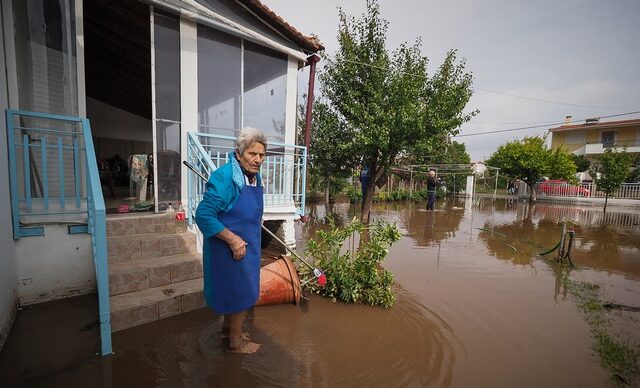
left=256, top=255, right=301, bottom=306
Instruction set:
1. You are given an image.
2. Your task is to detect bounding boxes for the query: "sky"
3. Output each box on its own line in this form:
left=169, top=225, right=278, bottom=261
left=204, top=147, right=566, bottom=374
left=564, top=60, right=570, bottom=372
left=263, top=0, right=640, bottom=161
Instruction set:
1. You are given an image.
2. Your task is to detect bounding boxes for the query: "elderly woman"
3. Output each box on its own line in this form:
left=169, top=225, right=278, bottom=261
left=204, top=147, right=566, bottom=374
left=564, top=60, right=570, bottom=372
left=195, top=127, right=266, bottom=354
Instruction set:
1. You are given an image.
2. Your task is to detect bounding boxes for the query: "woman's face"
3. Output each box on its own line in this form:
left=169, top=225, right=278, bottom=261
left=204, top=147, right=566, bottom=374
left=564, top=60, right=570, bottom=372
left=237, top=142, right=266, bottom=175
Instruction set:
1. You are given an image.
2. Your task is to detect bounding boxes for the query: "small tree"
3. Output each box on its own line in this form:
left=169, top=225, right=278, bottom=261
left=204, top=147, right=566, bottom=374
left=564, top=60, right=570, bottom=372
left=486, top=136, right=576, bottom=200
left=590, top=148, right=632, bottom=211
left=321, top=0, right=476, bottom=222
left=308, top=101, right=358, bottom=207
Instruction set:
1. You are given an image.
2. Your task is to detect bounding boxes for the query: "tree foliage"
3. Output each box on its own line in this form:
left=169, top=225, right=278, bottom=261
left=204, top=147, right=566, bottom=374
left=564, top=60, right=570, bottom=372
left=307, top=101, right=358, bottom=205
left=627, top=155, right=640, bottom=183
left=320, top=0, right=477, bottom=221
left=486, top=136, right=577, bottom=200
left=590, top=148, right=632, bottom=211
left=571, top=154, right=591, bottom=173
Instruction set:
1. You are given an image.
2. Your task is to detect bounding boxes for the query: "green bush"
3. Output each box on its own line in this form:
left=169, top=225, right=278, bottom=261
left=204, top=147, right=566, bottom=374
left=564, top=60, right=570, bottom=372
left=299, top=218, right=401, bottom=308
left=346, top=185, right=363, bottom=203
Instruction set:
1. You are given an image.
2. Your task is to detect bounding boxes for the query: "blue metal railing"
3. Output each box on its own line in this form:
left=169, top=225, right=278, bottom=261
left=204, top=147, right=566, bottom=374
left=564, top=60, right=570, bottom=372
left=186, top=132, right=307, bottom=223
left=6, top=110, right=112, bottom=356
left=186, top=132, right=217, bottom=225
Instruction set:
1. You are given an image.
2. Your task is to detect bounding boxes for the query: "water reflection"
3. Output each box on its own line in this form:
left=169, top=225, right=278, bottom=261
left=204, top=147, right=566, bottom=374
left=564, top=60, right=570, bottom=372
left=402, top=201, right=466, bottom=247
left=476, top=210, right=552, bottom=265
left=473, top=201, right=640, bottom=278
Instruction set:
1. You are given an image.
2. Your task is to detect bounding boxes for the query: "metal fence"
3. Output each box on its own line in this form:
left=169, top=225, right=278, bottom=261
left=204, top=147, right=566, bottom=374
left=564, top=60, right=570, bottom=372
left=532, top=181, right=640, bottom=199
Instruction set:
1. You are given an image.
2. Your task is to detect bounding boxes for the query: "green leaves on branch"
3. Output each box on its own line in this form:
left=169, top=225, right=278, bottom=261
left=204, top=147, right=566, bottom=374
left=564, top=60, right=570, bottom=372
left=590, top=148, right=632, bottom=196
left=486, top=136, right=577, bottom=197
left=300, top=219, right=401, bottom=308
left=307, top=101, right=359, bottom=199
left=590, top=148, right=632, bottom=210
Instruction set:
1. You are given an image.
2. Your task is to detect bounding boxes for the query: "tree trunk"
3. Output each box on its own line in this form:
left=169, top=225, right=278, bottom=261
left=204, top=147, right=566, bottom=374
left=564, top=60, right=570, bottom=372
left=360, top=160, right=379, bottom=224
left=324, top=174, right=331, bottom=208
left=528, top=182, right=535, bottom=202
left=604, top=193, right=608, bottom=213
left=360, top=179, right=375, bottom=224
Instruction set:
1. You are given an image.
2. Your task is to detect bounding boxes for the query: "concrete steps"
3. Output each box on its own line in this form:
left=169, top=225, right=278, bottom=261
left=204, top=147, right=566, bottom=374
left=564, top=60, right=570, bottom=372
left=109, top=253, right=203, bottom=296
left=110, top=278, right=204, bottom=332
left=106, top=213, right=204, bottom=332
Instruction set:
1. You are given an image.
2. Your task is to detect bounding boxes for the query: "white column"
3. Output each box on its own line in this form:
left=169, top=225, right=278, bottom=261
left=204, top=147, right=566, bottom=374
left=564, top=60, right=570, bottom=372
left=180, top=17, right=198, bottom=206
left=75, top=0, right=86, bottom=117
left=284, top=56, right=298, bottom=145
left=465, top=175, right=474, bottom=198
left=279, top=219, right=297, bottom=250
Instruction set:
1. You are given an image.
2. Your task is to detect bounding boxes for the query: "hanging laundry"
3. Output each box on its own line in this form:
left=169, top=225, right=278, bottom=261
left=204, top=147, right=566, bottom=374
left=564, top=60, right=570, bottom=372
left=129, top=154, right=149, bottom=186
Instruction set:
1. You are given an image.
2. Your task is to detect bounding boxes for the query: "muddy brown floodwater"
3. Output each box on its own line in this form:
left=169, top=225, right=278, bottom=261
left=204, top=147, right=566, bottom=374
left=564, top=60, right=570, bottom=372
left=1, top=198, right=639, bottom=387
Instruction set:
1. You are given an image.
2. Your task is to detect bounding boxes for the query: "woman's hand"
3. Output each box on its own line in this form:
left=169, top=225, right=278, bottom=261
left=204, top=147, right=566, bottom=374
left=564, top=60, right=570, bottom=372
left=217, top=228, right=247, bottom=260
left=228, top=236, right=248, bottom=260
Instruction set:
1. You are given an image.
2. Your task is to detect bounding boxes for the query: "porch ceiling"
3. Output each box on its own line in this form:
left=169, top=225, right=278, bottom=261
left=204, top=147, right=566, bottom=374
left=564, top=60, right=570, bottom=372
left=84, top=0, right=152, bottom=119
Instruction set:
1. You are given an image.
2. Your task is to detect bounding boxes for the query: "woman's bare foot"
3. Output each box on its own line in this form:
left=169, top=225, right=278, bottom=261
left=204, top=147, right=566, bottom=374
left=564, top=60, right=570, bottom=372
left=228, top=338, right=261, bottom=354
left=220, top=328, right=251, bottom=340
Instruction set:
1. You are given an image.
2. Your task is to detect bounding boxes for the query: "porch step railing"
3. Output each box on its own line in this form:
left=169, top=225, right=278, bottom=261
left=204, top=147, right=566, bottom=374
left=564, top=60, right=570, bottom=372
left=6, top=109, right=112, bottom=356
left=186, top=132, right=307, bottom=224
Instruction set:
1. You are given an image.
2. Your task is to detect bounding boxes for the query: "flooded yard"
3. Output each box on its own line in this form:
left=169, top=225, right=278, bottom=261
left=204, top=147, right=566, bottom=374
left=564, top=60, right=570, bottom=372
left=1, top=199, right=639, bottom=387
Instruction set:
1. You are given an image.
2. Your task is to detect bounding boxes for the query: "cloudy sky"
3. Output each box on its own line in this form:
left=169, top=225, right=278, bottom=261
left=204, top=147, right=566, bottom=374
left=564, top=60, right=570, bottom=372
left=263, top=0, right=640, bottom=161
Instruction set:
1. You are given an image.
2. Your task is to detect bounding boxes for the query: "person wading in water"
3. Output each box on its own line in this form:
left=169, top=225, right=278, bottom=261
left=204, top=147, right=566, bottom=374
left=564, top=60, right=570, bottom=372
left=196, top=127, right=266, bottom=354
left=426, top=170, right=442, bottom=211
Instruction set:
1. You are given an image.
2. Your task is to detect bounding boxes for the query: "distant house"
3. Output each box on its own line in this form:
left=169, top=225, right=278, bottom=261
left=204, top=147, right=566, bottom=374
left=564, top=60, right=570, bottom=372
left=472, top=162, right=487, bottom=177
left=549, top=116, right=640, bottom=160
left=0, top=0, right=323, bottom=356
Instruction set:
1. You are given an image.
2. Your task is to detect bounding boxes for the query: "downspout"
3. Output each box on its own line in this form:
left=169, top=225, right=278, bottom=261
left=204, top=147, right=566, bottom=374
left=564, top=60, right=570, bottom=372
left=300, top=54, right=320, bottom=222
left=304, top=54, right=320, bottom=151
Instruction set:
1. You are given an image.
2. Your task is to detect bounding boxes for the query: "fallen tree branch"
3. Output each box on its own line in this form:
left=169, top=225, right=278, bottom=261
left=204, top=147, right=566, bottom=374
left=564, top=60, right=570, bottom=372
left=603, top=303, right=640, bottom=312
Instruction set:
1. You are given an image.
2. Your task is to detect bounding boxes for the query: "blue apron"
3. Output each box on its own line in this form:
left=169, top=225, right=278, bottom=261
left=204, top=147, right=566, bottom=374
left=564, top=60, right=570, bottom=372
left=203, top=183, right=263, bottom=314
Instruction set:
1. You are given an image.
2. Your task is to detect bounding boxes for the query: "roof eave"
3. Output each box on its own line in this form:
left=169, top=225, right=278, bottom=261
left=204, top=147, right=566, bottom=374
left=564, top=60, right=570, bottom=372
left=237, top=0, right=325, bottom=53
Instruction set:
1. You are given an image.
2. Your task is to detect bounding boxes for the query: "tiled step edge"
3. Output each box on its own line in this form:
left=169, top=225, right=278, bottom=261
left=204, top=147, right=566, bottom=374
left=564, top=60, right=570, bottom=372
left=106, top=213, right=177, bottom=237
left=110, top=278, right=205, bottom=332
left=107, top=232, right=197, bottom=264
left=109, top=253, right=203, bottom=296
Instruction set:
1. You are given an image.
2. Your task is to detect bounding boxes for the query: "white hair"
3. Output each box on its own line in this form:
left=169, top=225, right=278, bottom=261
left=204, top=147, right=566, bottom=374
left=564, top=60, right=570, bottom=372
left=235, top=127, right=267, bottom=155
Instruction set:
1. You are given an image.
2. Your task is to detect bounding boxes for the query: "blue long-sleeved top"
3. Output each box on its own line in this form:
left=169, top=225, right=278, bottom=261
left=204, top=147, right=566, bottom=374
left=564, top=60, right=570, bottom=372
left=195, top=156, right=262, bottom=238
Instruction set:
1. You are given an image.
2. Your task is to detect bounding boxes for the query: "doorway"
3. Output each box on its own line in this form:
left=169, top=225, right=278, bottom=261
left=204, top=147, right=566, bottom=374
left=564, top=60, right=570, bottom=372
left=84, top=0, right=153, bottom=213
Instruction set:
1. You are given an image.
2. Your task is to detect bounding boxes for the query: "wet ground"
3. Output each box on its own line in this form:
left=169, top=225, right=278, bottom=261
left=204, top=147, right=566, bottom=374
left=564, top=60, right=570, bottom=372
left=1, top=198, right=639, bottom=387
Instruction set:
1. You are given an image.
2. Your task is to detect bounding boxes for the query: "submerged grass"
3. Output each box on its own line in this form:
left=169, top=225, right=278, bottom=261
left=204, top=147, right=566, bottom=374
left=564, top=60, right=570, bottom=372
left=561, top=273, right=640, bottom=385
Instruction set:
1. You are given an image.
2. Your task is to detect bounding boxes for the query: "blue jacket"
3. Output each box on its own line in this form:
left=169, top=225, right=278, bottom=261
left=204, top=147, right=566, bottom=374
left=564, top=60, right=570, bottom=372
left=195, top=156, right=263, bottom=238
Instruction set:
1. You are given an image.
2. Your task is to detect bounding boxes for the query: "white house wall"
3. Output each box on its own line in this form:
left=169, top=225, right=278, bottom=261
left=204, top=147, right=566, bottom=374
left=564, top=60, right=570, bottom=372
left=15, top=225, right=95, bottom=306
left=0, top=0, right=18, bottom=351
left=87, top=97, right=152, bottom=142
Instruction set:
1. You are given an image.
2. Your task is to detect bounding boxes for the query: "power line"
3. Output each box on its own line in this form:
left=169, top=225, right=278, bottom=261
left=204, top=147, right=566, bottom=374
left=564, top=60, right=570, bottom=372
left=453, top=111, right=640, bottom=138
left=339, top=58, right=632, bottom=110
left=470, top=120, right=557, bottom=125
left=473, top=87, right=633, bottom=110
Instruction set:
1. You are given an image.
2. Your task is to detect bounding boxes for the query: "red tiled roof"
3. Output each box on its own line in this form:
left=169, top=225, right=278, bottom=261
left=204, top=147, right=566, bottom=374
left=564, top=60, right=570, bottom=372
left=238, top=0, right=324, bottom=53
left=549, top=118, right=640, bottom=132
